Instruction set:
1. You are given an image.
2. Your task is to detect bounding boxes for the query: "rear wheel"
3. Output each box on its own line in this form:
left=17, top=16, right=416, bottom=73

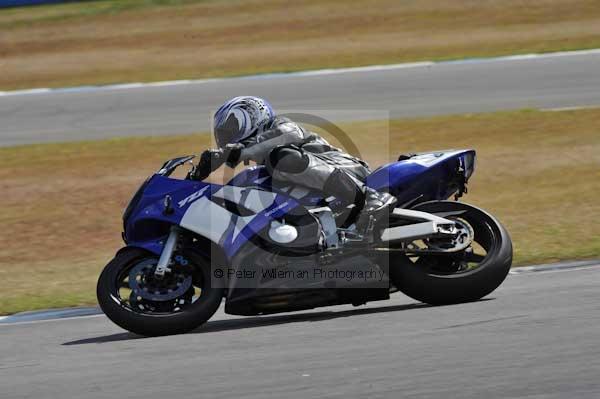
left=388, top=201, right=512, bottom=305
left=97, top=247, right=223, bottom=336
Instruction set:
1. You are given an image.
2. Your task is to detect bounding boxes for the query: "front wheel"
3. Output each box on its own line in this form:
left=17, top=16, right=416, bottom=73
left=97, top=247, right=223, bottom=336
left=388, top=201, right=512, bottom=305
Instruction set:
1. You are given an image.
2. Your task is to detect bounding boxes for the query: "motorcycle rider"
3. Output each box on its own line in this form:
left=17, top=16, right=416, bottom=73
left=192, top=96, right=396, bottom=230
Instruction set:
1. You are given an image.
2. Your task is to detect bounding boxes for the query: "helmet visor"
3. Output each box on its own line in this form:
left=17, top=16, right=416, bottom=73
left=215, top=113, right=243, bottom=148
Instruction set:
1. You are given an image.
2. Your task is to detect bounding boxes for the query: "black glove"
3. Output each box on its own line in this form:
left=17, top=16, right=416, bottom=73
left=224, top=143, right=245, bottom=168
left=191, top=149, right=225, bottom=180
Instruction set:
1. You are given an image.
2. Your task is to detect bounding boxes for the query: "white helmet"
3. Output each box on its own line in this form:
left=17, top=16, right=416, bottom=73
left=213, top=96, right=274, bottom=148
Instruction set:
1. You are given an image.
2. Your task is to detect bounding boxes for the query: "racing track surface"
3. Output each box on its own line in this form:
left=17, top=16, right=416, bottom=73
left=1, top=51, right=600, bottom=146
left=1, top=266, right=599, bottom=399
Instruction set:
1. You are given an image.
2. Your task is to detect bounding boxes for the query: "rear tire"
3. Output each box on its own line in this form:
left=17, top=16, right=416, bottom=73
left=97, top=247, right=223, bottom=336
left=389, top=201, right=512, bottom=305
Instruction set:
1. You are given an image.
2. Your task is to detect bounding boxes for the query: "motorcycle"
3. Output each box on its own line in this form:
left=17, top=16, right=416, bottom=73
left=97, top=149, right=512, bottom=336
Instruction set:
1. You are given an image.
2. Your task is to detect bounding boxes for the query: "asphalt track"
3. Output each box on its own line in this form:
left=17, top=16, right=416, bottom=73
left=1, top=265, right=599, bottom=399
left=2, top=51, right=600, bottom=398
left=1, top=50, right=600, bottom=146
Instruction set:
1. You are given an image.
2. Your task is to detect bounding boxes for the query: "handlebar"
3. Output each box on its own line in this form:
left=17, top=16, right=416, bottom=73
left=157, top=155, right=196, bottom=177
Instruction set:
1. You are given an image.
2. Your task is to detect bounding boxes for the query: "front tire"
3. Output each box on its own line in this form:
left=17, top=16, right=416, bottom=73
left=389, top=201, right=512, bottom=305
left=97, top=247, right=223, bottom=336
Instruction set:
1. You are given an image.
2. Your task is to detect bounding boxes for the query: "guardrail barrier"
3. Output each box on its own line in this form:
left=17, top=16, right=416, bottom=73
left=1, top=0, right=87, bottom=8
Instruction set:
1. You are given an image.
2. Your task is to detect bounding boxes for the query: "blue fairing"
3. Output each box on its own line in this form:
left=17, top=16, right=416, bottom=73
left=367, top=149, right=475, bottom=204
left=123, top=174, right=301, bottom=259
left=122, top=149, right=475, bottom=260
left=223, top=194, right=298, bottom=257
left=123, top=175, right=212, bottom=255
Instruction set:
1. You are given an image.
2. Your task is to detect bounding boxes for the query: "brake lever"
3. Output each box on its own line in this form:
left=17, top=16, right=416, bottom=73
left=186, top=159, right=197, bottom=180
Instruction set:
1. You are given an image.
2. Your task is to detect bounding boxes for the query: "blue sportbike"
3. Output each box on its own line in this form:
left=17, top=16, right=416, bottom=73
left=97, top=149, right=512, bottom=336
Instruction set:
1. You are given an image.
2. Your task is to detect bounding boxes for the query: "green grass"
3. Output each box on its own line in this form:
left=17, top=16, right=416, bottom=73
left=1, top=108, right=599, bottom=314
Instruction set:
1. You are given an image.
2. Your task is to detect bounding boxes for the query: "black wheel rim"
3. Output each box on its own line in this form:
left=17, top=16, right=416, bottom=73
left=401, top=210, right=498, bottom=276
left=112, top=254, right=206, bottom=315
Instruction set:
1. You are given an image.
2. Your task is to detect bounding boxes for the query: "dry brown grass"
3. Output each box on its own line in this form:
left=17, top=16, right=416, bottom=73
left=1, top=0, right=600, bottom=90
left=1, top=108, right=599, bottom=314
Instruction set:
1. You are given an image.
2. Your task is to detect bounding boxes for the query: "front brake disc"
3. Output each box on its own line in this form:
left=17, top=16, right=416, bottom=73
left=128, top=259, right=192, bottom=302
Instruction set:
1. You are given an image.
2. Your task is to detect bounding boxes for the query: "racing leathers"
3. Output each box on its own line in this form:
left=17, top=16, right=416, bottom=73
left=194, top=116, right=396, bottom=229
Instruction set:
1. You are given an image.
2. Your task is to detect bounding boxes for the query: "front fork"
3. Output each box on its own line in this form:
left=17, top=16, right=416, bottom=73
left=154, top=226, right=180, bottom=278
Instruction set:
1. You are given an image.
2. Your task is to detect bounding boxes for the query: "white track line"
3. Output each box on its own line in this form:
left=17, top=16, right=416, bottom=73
left=541, top=105, right=600, bottom=112
left=0, top=314, right=105, bottom=327
left=509, top=260, right=600, bottom=274
left=1, top=48, right=600, bottom=98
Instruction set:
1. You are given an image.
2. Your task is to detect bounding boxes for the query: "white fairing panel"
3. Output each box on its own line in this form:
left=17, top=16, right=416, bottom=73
left=180, top=186, right=278, bottom=244
left=180, top=197, right=234, bottom=243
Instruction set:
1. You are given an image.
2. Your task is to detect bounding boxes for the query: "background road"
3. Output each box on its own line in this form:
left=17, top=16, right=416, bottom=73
left=1, top=266, right=599, bottom=399
left=1, top=51, right=600, bottom=146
